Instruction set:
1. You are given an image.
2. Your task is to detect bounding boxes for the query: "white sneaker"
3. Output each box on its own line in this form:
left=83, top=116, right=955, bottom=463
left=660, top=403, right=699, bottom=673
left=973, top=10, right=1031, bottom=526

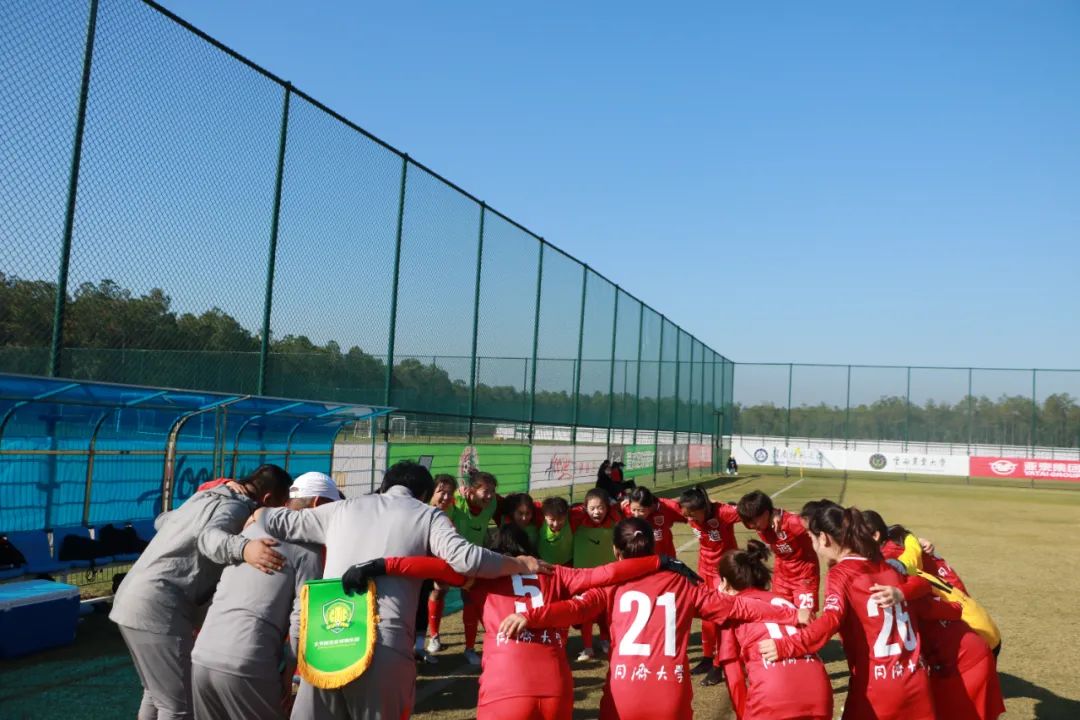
left=426, top=634, right=442, bottom=654
left=599, top=639, right=611, bottom=656
left=577, top=647, right=595, bottom=662
left=464, top=648, right=482, bottom=666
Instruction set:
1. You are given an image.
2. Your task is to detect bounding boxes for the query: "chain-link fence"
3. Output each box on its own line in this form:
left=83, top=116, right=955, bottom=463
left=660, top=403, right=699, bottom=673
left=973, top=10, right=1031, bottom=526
left=733, top=363, right=1080, bottom=486
left=0, top=0, right=733, bottom=464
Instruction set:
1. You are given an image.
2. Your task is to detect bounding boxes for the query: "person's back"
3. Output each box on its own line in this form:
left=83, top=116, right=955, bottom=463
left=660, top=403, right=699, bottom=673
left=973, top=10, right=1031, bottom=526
left=824, top=558, right=931, bottom=720
left=729, top=588, right=832, bottom=720
left=192, top=517, right=322, bottom=678
left=110, top=485, right=256, bottom=633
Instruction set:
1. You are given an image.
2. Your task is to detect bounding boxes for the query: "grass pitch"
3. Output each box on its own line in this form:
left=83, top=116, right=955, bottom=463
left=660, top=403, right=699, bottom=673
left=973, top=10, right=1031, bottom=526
left=1, top=470, right=1077, bottom=719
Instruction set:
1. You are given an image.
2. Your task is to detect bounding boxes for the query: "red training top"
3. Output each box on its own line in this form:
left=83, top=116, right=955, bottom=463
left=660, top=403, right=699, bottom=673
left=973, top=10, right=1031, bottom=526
left=621, top=497, right=686, bottom=557
left=687, top=502, right=740, bottom=578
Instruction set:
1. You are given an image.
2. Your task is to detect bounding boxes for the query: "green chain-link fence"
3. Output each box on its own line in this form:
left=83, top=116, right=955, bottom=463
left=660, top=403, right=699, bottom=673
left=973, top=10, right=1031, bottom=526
left=0, top=0, right=733, bottom=460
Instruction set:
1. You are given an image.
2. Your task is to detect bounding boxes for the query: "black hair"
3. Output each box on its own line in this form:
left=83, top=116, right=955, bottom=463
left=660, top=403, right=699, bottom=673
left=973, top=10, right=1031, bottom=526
left=718, top=539, right=772, bottom=591
left=540, top=496, right=569, bottom=517
left=503, top=492, right=536, bottom=517
left=470, top=471, right=498, bottom=489
left=491, top=523, right=536, bottom=557
left=678, top=486, right=710, bottom=512
left=379, top=461, right=435, bottom=503
left=861, top=510, right=889, bottom=543
left=799, top=498, right=841, bottom=523
left=613, top=517, right=655, bottom=558
left=886, top=523, right=913, bottom=547
left=808, top=505, right=881, bottom=561
left=736, top=490, right=774, bottom=523
left=432, top=473, right=456, bottom=489
left=628, top=486, right=657, bottom=508
left=584, top=487, right=611, bottom=506
left=240, top=464, right=293, bottom=505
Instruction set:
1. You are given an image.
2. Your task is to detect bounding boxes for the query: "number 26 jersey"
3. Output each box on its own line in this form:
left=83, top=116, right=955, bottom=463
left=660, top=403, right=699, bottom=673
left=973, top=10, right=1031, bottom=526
left=773, top=556, right=935, bottom=720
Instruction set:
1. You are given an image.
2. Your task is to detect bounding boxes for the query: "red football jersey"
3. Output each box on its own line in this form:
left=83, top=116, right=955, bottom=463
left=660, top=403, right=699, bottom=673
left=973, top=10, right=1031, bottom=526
left=726, top=588, right=833, bottom=720
left=880, top=539, right=967, bottom=594
left=774, top=556, right=934, bottom=720
left=621, top=497, right=686, bottom=557
left=382, top=556, right=661, bottom=706
left=524, top=569, right=799, bottom=719
left=687, top=502, right=740, bottom=578
left=756, top=509, right=818, bottom=582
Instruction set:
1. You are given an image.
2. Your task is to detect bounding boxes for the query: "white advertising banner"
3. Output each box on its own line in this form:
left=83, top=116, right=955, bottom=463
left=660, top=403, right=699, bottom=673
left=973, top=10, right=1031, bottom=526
left=530, top=444, right=608, bottom=491
left=732, top=439, right=968, bottom=477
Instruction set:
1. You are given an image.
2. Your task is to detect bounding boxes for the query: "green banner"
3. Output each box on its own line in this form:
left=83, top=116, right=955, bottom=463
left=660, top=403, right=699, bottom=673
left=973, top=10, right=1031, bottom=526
left=620, top=444, right=656, bottom=478
left=387, top=443, right=530, bottom=493
left=298, top=579, right=377, bottom=689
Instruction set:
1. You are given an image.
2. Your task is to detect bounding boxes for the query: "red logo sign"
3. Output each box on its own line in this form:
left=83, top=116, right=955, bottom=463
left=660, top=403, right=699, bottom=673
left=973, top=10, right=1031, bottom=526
left=970, top=456, right=1080, bottom=482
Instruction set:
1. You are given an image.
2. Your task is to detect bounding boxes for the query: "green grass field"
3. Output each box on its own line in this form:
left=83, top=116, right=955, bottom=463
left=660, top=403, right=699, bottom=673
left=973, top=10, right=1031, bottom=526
left=1, top=469, right=1077, bottom=719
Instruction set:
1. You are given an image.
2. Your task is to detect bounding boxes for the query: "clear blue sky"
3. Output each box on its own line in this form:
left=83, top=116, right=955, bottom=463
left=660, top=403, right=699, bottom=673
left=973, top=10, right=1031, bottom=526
left=16, top=0, right=1080, bottom=371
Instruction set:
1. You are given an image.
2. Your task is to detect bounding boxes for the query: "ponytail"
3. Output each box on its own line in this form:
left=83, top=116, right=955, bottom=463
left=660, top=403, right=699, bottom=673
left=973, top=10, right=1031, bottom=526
left=613, top=517, right=655, bottom=558
left=809, top=505, right=881, bottom=561
left=718, top=539, right=772, bottom=591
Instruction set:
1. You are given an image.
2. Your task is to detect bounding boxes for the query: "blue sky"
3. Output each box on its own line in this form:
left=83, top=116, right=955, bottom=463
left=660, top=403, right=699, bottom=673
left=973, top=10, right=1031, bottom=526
left=149, top=0, right=1078, bottom=369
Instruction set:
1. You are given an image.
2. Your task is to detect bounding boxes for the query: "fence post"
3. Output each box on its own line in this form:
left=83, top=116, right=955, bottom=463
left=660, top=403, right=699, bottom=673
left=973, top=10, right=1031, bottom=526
left=1031, top=369, right=1038, bottom=454
left=527, top=242, right=545, bottom=441
left=606, top=288, right=620, bottom=451
left=466, top=203, right=486, bottom=443
left=49, top=0, right=100, bottom=378
left=966, top=367, right=974, bottom=453
left=570, top=266, right=589, bottom=445
left=632, top=303, right=644, bottom=445
left=785, top=363, right=793, bottom=477
left=384, top=155, right=409, bottom=413
left=654, top=317, right=665, bottom=487
left=672, top=333, right=681, bottom=467
left=257, top=84, right=292, bottom=395
left=844, top=364, right=851, bottom=480
left=904, top=366, right=911, bottom=454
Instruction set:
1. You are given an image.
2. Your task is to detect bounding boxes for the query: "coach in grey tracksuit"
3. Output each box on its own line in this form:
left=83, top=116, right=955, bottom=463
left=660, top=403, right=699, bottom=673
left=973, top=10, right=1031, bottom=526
left=259, top=461, right=547, bottom=720
left=110, top=466, right=292, bottom=720
left=190, top=472, right=341, bottom=720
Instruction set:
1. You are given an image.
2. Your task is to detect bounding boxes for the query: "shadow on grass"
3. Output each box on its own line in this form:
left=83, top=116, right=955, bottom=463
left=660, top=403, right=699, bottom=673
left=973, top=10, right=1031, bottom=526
left=1000, top=672, right=1080, bottom=720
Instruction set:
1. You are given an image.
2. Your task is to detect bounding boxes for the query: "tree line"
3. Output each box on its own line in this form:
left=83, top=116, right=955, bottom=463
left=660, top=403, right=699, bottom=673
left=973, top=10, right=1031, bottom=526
left=0, top=274, right=714, bottom=431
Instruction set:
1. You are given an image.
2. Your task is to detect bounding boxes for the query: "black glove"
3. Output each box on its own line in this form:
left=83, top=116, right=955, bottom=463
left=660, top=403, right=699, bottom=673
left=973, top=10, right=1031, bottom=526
left=341, top=558, right=387, bottom=595
left=658, top=555, right=703, bottom=585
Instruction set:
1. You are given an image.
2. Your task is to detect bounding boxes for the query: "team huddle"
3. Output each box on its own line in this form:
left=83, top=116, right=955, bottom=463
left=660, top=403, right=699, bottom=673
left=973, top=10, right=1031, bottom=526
left=108, top=462, right=1004, bottom=720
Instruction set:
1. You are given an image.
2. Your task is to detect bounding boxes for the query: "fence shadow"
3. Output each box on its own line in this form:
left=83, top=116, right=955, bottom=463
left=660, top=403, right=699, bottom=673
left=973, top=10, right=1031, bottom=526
left=1000, top=672, right=1080, bottom=719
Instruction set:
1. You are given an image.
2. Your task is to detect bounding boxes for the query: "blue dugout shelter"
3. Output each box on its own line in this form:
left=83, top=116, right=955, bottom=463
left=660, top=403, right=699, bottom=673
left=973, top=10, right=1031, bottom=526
left=0, top=373, right=392, bottom=533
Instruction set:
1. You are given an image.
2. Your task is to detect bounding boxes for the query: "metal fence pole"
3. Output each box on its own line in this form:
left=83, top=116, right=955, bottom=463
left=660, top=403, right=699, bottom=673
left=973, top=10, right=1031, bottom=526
left=49, top=0, right=100, bottom=378
left=527, top=242, right=545, bottom=441
left=570, top=266, right=589, bottom=445
left=466, top=203, right=486, bottom=443
left=686, top=343, right=694, bottom=481
left=904, top=366, right=911, bottom=453
left=383, top=155, right=410, bottom=412
left=1031, top=369, right=1038, bottom=452
left=844, top=364, right=851, bottom=480
left=606, top=289, right=620, bottom=450
left=966, top=368, right=974, bottom=453
left=654, top=317, right=665, bottom=487
left=257, top=84, right=292, bottom=395
left=784, top=363, right=793, bottom=477
left=672, top=333, right=681, bottom=460
left=632, top=303, right=644, bottom=445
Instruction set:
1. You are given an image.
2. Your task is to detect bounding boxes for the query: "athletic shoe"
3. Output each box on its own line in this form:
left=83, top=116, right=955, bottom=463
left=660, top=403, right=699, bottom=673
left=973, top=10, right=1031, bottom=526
left=464, top=648, right=482, bottom=666
left=426, top=634, right=442, bottom=654
left=576, top=647, right=595, bottom=662
left=700, top=666, right=725, bottom=687
left=690, top=658, right=714, bottom=675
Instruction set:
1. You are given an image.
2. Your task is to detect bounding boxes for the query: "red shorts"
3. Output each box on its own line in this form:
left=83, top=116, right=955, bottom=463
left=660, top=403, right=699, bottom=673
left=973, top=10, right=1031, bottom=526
left=477, top=694, right=572, bottom=720
left=930, top=655, right=1006, bottom=720
left=772, top=573, right=819, bottom=612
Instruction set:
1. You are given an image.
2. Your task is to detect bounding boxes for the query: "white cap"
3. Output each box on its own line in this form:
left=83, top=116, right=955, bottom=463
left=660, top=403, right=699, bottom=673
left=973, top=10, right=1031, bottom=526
left=289, top=472, right=344, bottom=501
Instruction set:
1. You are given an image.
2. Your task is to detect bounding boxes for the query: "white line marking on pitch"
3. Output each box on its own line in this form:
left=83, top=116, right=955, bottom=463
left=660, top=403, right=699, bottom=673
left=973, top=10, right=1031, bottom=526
left=676, top=477, right=806, bottom=552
